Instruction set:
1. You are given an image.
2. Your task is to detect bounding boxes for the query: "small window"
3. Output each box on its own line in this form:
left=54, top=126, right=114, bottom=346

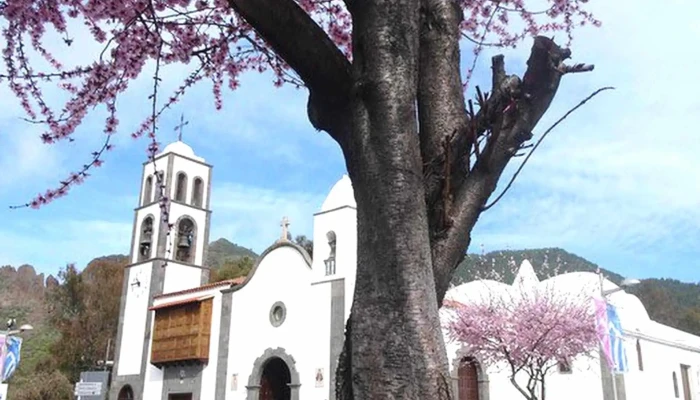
left=192, top=177, right=204, bottom=207
left=558, top=359, right=572, bottom=373
left=175, top=172, right=187, bottom=202
left=324, top=231, right=337, bottom=276
left=143, top=175, right=153, bottom=206
left=673, top=371, right=679, bottom=398
left=269, top=301, right=287, bottom=327
left=636, top=339, right=643, bottom=371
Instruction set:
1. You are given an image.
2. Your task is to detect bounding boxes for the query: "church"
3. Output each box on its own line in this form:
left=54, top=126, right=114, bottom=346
left=108, top=140, right=700, bottom=400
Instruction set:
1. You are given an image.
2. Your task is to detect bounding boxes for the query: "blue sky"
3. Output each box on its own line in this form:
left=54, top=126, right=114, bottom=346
left=0, top=0, right=698, bottom=283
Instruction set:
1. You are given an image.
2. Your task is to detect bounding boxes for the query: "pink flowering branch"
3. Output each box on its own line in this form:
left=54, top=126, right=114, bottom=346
left=445, top=284, right=599, bottom=400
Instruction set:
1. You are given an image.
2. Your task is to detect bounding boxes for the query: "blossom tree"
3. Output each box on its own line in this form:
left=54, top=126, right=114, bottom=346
left=1, top=0, right=609, bottom=397
left=445, top=279, right=600, bottom=400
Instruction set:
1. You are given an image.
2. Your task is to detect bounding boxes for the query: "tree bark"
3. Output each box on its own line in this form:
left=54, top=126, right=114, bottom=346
left=335, top=0, right=452, bottom=398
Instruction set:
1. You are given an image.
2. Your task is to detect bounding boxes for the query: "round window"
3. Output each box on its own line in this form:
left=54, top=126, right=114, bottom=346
left=269, top=301, right=286, bottom=327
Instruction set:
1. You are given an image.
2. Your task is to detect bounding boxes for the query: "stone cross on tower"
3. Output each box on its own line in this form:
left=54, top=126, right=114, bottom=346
left=175, top=113, right=189, bottom=142
left=280, top=216, right=290, bottom=242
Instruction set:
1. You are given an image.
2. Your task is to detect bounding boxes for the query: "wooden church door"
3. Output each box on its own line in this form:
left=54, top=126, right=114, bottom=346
left=259, top=375, right=274, bottom=400
left=458, top=358, right=480, bottom=400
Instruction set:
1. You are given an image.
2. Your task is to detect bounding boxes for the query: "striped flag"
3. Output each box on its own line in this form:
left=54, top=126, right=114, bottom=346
left=593, top=297, right=614, bottom=369
left=606, top=304, right=628, bottom=373
left=1, top=336, right=22, bottom=382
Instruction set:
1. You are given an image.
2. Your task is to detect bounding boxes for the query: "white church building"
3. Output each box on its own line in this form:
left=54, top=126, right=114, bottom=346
left=109, top=140, right=700, bottom=400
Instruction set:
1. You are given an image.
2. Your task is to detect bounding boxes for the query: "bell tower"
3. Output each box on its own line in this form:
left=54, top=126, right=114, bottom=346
left=109, top=139, right=213, bottom=400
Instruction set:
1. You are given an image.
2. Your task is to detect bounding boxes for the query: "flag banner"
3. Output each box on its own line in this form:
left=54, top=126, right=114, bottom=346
left=592, top=297, right=614, bottom=369
left=1, top=336, right=22, bottom=382
left=606, top=303, right=628, bottom=373
left=0, top=334, right=6, bottom=380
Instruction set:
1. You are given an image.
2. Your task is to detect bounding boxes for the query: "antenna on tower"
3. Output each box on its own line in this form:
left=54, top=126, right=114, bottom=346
left=175, top=113, right=189, bottom=142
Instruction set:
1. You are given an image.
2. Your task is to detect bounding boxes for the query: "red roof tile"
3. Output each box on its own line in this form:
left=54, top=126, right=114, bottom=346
left=153, top=277, right=246, bottom=300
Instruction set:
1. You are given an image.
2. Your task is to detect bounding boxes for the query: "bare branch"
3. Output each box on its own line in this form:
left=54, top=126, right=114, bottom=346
left=560, top=63, right=595, bottom=74
left=481, top=86, right=614, bottom=211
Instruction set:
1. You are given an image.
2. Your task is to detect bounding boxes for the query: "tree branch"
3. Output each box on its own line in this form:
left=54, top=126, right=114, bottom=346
left=430, top=36, right=594, bottom=304
left=482, top=86, right=614, bottom=211
left=228, top=0, right=352, bottom=140
left=418, top=0, right=469, bottom=239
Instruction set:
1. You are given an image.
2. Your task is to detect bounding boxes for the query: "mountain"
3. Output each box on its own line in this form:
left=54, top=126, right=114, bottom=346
left=205, top=238, right=258, bottom=269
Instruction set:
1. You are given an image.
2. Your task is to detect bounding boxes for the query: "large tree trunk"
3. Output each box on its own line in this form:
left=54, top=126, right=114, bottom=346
left=227, top=0, right=590, bottom=398
left=333, top=1, right=452, bottom=398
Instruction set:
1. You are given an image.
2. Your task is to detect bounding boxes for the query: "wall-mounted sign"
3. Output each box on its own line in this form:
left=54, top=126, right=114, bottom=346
left=231, top=373, right=238, bottom=391
left=315, top=368, right=324, bottom=388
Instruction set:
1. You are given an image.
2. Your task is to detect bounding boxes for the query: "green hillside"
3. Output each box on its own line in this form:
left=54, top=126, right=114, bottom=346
left=205, top=238, right=259, bottom=269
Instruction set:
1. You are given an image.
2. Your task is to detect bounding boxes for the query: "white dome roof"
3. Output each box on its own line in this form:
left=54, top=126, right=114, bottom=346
left=158, top=141, right=204, bottom=162
left=320, top=174, right=356, bottom=212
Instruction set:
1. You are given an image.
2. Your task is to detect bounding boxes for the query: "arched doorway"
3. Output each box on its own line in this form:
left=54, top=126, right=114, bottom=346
left=259, top=357, right=291, bottom=400
left=117, top=385, right=134, bottom=400
left=247, top=347, right=300, bottom=400
left=458, top=357, right=480, bottom=400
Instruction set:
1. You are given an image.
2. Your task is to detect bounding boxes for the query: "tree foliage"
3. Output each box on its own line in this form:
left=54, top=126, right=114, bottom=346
left=445, top=279, right=599, bottom=400
left=46, top=257, right=124, bottom=382
left=210, top=255, right=254, bottom=282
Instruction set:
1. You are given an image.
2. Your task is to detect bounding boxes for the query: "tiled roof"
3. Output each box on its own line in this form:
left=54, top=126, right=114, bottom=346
left=149, top=295, right=213, bottom=311
left=153, top=276, right=246, bottom=300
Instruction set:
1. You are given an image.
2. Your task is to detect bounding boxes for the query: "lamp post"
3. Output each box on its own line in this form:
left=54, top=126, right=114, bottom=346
left=598, top=273, right=639, bottom=400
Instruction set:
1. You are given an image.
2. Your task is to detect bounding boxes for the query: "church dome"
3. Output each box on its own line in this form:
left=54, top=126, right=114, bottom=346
left=320, top=174, right=356, bottom=212
left=159, top=140, right=204, bottom=162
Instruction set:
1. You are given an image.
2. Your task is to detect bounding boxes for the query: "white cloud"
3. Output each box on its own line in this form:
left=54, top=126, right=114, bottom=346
left=210, top=182, right=327, bottom=253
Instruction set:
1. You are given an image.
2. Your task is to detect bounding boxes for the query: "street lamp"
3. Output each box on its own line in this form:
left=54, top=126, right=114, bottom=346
left=2, top=319, right=34, bottom=336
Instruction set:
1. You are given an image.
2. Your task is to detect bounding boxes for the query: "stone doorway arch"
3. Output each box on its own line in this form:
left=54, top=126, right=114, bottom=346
left=246, top=347, right=301, bottom=400
left=450, top=354, right=490, bottom=400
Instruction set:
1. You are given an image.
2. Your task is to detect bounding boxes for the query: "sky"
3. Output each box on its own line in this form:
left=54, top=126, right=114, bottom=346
left=0, top=0, right=698, bottom=283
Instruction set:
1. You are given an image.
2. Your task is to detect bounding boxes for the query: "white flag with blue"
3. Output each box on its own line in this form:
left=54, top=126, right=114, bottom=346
left=1, top=336, right=22, bottom=382
left=606, top=304, right=628, bottom=373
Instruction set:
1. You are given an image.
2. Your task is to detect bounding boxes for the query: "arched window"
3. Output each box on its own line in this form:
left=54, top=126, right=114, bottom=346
left=143, top=175, right=153, bottom=206
left=636, top=339, right=643, bottom=371
left=192, top=177, right=204, bottom=207
left=324, top=231, right=336, bottom=276
left=175, top=172, right=187, bottom=202
left=117, top=385, right=134, bottom=400
left=175, top=218, right=196, bottom=263
left=138, top=216, right=154, bottom=261
left=673, top=371, right=680, bottom=398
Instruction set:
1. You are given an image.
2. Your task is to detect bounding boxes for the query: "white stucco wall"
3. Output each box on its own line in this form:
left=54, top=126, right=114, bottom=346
left=142, top=312, right=164, bottom=399
left=225, top=245, right=326, bottom=400
left=162, top=262, right=203, bottom=294
left=117, top=263, right=153, bottom=376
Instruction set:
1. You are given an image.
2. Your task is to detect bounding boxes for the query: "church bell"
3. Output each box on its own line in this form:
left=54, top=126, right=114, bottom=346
left=141, top=236, right=152, bottom=246
left=177, top=235, right=191, bottom=248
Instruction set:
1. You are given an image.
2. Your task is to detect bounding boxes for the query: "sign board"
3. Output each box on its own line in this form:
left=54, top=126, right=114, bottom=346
left=75, top=382, right=102, bottom=396
left=0, top=383, right=8, bottom=400
left=74, top=370, right=110, bottom=400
